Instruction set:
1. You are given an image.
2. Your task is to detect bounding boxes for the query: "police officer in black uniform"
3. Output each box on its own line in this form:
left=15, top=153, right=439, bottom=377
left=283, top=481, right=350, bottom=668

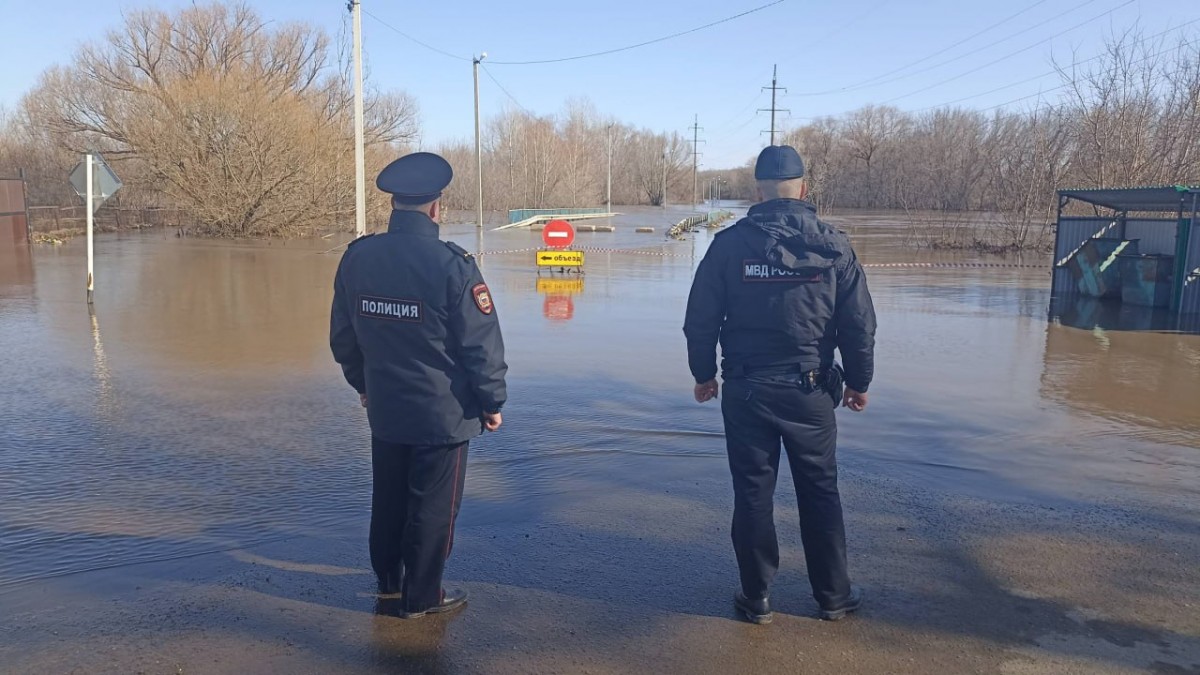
left=684, top=145, right=876, bottom=624
left=330, top=151, right=507, bottom=619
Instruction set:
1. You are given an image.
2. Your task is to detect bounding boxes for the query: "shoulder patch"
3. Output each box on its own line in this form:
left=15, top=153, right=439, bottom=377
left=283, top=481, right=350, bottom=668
left=472, top=283, right=494, bottom=315
left=444, top=241, right=474, bottom=260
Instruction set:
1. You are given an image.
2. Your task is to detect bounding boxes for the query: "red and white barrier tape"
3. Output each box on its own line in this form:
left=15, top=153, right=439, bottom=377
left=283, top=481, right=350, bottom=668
left=476, top=246, right=1049, bottom=268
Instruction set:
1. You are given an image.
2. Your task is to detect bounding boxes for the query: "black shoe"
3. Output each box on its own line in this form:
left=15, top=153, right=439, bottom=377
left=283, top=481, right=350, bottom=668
left=734, top=590, right=773, bottom=625
left=401, top=588, right=468, bottom=619
left=819, top=585, right=863, bottom=621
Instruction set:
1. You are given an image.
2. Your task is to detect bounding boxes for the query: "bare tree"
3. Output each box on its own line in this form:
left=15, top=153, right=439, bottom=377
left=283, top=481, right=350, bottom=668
left=15, top=2, right=417, bottom=236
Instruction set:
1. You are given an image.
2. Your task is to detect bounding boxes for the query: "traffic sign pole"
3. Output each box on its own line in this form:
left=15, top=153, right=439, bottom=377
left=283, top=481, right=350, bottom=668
left=69, top=152, right=122, bottom=306
left=86, top=153, right=94, bottom=305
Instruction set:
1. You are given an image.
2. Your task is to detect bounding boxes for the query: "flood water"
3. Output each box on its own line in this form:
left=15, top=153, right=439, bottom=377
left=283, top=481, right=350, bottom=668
left=1, top=205, right=1198, bottom=593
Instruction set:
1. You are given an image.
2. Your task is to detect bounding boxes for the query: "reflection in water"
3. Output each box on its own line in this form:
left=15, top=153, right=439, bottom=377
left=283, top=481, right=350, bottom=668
left=537, top=275, right=584, bottom=322
left=89, top=308, right=116, bottom=421
left=1, top=217, right=1198, bottom=593
left=0, top=242, right=34, bottom=293
left=94, top=239, right=340, bottom=374
left=1042, top=314, right=1200, bottom=435
left=1048, top=294, right=1191, bottom=333
left=368, top=609, right=451, bottom=673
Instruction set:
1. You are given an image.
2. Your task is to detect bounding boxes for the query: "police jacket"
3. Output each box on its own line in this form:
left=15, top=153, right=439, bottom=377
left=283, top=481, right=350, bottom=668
left=683, top=198, right=876, bottom=392
left=330, top=210, right=508, bottom=445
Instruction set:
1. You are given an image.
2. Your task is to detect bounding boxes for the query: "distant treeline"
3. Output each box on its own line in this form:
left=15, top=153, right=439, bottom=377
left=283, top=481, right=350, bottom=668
left=1, top=4, right=1196, bottom=243
left=432, top=103, right=697, bottom=213
left=715, top=31, right=1200, bottom=250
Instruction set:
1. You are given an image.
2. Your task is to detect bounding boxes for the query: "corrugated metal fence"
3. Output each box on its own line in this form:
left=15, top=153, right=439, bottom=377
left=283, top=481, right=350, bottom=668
left=0, top=177, right=30, bottom=244
left=1125, top=219, right=1178, bottom=255
left=1180, top=220, right=1200, bottom=315
left=1052, top=217, right=1116, bottom=296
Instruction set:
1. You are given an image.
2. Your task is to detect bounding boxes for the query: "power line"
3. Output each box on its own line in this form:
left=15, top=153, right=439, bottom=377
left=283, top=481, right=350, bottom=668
left=361, top=8, right=471, bottom=61
left=711, top=90, right=767, bottom=132
left=480, top=64, right=532, bottom=114
left=792, top=0, right=1101, bottom=97
left=806, top=0, right=894, bottom=50
left=911, top=18, right=1200, bottom=113
left=487, top=0, right=786, bottom=65
left=973, top=35, right=1199, bottom=113
left=829, top=0, right=1057, bottom=92
left=880, top=0, right=1136, bottom=104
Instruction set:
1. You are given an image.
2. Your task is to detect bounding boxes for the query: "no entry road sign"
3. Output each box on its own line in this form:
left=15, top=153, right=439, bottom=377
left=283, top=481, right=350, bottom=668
left=542, top=220, right=575, bottom=248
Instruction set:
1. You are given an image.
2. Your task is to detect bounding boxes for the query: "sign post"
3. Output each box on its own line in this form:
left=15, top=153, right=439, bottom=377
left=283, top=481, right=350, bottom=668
left=69, top=153, right=122, bottom=305
left=85, top=155, right=93, bottom=304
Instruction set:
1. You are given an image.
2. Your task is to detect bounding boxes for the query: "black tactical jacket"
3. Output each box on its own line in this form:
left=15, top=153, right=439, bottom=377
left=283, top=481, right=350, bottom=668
left=331, top=211, right=508, bottom=445
left=683, top=198, right=876, bottom=392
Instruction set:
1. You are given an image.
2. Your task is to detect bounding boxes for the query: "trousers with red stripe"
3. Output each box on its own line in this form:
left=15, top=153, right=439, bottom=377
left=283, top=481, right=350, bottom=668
left=370, top=438, right=469, bottom=612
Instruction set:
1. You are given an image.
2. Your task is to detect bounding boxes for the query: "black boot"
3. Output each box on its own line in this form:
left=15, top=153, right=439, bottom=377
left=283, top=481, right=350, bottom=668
left=401, top=588, right=468, bottom=619
left=818, top=585, right=863, bottom=621
left=734, top=590, right=773, bottom=625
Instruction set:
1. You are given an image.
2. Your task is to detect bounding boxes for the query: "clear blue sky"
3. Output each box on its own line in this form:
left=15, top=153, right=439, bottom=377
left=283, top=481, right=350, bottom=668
left=1, top=0, right=1193, bottom=168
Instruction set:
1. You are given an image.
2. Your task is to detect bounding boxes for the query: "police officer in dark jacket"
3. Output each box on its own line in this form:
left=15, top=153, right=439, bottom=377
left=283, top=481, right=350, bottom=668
left=684, top=145, right=876, bottom=624
left=330, top=151, right=507, bottom=619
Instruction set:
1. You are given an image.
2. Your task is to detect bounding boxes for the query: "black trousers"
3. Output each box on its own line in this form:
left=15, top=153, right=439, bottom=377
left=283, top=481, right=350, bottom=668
left=370, top=437, right=469, bottom=612
left=720, top=374, right=851, bottom=608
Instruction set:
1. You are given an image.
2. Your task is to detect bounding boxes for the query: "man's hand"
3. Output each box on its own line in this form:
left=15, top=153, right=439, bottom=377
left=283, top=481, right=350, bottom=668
left=483, top=412, right=503, bottom=432
left=694, top=379, right=719, bottom=403
left=359, top=393, right=368, bottom=408
left=843, top=388, right=868, bottom=412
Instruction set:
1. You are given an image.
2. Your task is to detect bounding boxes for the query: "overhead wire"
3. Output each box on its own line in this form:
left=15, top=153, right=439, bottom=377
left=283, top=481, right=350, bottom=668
left=480, top=64, right=533, bottom=114
left=486, top=0, right=786, bottom=65
left=805, top=0, right=894, bottom=50
left=909, top=17, right=1200, bottom=113
left=711, top=90, right=768, bottom=132
left=971, top=34, right=1199, bottom=114
left=361, top=8, right=472, bottom=61
left=826, top=0, right=1057, bottom=92
left=879, top=0, right=1136, bottom=104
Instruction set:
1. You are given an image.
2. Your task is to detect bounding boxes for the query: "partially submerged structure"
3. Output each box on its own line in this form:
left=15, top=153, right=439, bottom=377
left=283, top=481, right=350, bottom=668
left=1052, top=186, right=1200, bottom=324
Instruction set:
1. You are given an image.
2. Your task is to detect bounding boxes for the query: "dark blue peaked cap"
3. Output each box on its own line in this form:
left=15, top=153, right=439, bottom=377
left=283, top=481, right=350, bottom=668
left=754, top=145, right=805, bottom=180
left=376, top=152, right=453, bottom=204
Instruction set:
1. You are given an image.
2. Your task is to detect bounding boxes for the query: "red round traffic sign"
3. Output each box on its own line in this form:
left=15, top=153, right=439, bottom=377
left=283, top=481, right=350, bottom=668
left=542, top=220, right=576, bottom=248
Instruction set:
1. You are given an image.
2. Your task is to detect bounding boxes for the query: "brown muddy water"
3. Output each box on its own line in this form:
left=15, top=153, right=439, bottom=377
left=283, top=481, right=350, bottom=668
left=1, top=206, right=1198, bottom=673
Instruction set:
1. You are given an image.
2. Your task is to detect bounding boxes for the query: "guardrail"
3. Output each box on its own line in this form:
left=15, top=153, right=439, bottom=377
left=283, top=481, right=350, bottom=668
left=667, top=210, right=735, bottom=239
left=508, top=207, right=607, bottom=224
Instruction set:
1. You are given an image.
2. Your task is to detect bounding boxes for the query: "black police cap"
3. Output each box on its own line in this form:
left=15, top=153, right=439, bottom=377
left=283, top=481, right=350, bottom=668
left=376, top=152, right=453, bottom=204
left=754, top=145, right=805, bottom=180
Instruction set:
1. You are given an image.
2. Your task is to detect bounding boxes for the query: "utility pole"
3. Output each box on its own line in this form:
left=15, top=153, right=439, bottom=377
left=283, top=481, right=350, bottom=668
left=473, top=53, right=487, bottom=229
left=606, top=123, right=613, bottom=214
left=689, top=115, right=704, bottom=208
left=661, top=149, right=668, bottom=209
left=758, top=64, right=789, bottom=145
left=350, top=0, right=366, bottom=237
